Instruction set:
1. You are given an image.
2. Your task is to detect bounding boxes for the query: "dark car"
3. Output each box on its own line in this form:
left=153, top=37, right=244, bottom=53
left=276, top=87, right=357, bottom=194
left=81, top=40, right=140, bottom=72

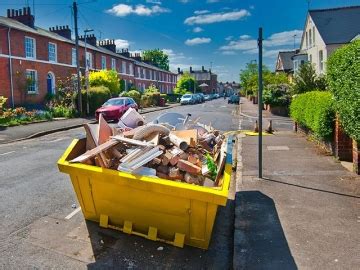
left=228, top=95, right=240, bottom=104
left=197, top=93, right=205, bottom=103
left=95, top=97, right=138, bottom=121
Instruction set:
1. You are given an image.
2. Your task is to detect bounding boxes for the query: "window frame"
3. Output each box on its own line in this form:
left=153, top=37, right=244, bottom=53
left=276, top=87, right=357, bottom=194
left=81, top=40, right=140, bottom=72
left=48, top=42, right=57, bottom=62
left=101, top=56, right=107, bottom=70
left=71, top=48, right=77, bottom=66
left=25, top=36, right=36, bottom=59
left=86, top=52, right=93, bottom=69
left=111, top=58, right=116, bottom=70
left=319, top=50, right=324, bottom=72
left=26, top=69, right=38, bottom=94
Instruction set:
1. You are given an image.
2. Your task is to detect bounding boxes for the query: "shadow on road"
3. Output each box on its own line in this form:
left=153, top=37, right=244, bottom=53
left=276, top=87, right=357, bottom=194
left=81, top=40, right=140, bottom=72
left=234, top=191, right=297, bottom=270
left=85, top=199, right=235, bottom=269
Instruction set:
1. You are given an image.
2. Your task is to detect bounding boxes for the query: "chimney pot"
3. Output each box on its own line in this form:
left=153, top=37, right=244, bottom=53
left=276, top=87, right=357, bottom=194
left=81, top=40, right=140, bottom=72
left=11, top=9, right=15, bottom=16
left=23, top=7, right=27, bottom=15
left=15, top=10, right=18, bottom=16
left=27, top=7, right=31, bottom=15
left=7, top=9, right=10, bottom=17
left=19, top=9, right=22, bottom=16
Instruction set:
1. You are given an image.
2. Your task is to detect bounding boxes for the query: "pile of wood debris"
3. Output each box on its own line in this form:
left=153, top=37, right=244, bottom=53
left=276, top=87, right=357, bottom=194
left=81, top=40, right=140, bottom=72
left=70, top=109, right=228, bottom=187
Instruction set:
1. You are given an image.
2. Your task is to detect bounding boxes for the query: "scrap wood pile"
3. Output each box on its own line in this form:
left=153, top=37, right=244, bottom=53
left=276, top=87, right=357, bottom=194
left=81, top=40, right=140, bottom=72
left=70, top=108, right=228, bottom=187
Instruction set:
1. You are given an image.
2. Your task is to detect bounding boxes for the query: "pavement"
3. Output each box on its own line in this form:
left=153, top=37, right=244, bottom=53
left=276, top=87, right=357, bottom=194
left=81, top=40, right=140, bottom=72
left=0, top=103, right=180, bottom=144
left=0, top=99, right=239, bottom=269
left=234, top=98, right=360, bottom=269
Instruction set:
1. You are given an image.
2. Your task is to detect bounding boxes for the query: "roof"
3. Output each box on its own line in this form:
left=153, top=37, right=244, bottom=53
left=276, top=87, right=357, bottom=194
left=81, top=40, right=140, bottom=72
left=0, top=16, right=175, bottom=74
left=309, top=6, right=360, bottom=44
left=277, top=51, right=296, bottom=71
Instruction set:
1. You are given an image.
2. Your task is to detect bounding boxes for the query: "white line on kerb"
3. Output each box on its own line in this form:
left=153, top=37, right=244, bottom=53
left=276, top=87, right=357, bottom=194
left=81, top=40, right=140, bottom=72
left=65, top=207, right=81, bottom=220
left=0, top=151, right=15, bottom=156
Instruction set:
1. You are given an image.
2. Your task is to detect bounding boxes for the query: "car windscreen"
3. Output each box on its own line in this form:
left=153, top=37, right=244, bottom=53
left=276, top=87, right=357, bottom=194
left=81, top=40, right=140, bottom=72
left=182, top=95, right=192, bottom=98
left=103, top=99, right=125, bottom=106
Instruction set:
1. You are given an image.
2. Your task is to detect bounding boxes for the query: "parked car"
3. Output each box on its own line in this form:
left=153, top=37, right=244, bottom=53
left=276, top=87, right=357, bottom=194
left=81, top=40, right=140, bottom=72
left=228, top=94, right=240, bottom=104
left=204, top=95, right=211, bottom=101
left=214, top=93, right=220, bottom=99
left=95, top=97, right=138, bottom=121
left=180, top=94, right=196, bottom=105
left=192, top=94, right=201, bottom=104
left=196, top=93, right=205, bottom=103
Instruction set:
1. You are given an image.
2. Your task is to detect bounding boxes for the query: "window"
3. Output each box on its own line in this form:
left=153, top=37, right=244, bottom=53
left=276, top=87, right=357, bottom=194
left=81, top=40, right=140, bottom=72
left=313, top=26, right=315, bottom=44
left=129, top=63, right=133, bottom=75
left=122, top=62, right=127, bottom=74
left=71, top=48, right=76, bottom=66
left=309, top=54, right=312, bottom=63
left=309, top=29, right=312, bottom=47
left=25, top=36, right=35, bottom=59
left=111, top=58, right=116, bottom=70
left=86, top=52, right=93, bottom=68
left=305, top=32, right=308, bottom=48
left=48, top=42, right=57, bottom=62
left=101, top=56, right=106, bottom=69
left=137, top=67, right=140, bottom=77
left=26, top=70, right=37, bottom=93
left=319, top=50, right=324, bottom=72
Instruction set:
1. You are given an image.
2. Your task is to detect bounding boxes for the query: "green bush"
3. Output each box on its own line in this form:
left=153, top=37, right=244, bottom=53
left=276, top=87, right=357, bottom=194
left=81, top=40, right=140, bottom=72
left=290, top=91, right=335, bottom=139
left=263, top=84, right=291, bottom=107
left=81, top=86, right=112, bottom=115
left=165, top=93, right=181, bottom=103
left=121, top=90, right=141, bottom=105
left=51, top=105, right=77, bottom=118
left=89, top=70, right=120, bottom=96
left=292, top=62, right=327, bottom=94
left=327, top=40, right=360, bottom=142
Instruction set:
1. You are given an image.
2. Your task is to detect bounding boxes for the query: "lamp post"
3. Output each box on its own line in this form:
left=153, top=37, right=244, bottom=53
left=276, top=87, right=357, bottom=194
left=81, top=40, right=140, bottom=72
left=84, top=28, right=93, bottom=115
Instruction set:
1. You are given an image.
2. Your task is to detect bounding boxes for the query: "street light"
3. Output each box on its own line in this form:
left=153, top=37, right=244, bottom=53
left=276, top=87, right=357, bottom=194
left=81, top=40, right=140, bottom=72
left=84, top=28, right=94, bottom=115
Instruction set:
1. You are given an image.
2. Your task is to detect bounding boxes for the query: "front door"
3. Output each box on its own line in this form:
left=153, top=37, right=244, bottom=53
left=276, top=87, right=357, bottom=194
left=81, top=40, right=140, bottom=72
left=47, top=73, right=53, bottom=95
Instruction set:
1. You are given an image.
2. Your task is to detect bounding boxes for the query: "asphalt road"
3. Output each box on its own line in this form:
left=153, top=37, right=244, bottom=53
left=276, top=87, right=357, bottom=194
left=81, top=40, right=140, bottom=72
left=0, top=98, right=240, bottom=269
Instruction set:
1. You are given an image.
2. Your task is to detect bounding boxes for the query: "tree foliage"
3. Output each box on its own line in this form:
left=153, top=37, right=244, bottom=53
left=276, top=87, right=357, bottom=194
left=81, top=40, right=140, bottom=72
left=292, top=62, right=327, bottom=94
left=89, top=70, right=120, bottom=96
left=142, top=49, right=170, bottom=71
left=327, top=40, right=360, bottom=142
left=174, top=72, right=198, bottom=95
left=239, top=62, right=288, bottom=95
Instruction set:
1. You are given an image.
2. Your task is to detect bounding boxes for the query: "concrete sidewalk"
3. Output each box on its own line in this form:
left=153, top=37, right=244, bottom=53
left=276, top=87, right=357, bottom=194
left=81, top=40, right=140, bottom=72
left=234, top=98, right=360, bottom=269
left=0, top=104, right=179, bottom=144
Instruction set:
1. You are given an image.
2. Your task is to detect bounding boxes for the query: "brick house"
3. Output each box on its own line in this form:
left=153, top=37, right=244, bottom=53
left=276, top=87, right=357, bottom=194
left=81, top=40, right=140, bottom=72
left=177, top=66, right=218, bottom=94
left=0, top=7, right=177, bottom=107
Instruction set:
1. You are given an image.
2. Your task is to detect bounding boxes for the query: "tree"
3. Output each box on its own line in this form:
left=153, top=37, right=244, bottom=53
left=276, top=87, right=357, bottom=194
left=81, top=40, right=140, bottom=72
left=89, top=70, right=120, bottom=96
left=292, top=62, right=327, bottom=94
left=174, top=72, right=198, bottom=95
left=142, top=49, right=170, bottom=71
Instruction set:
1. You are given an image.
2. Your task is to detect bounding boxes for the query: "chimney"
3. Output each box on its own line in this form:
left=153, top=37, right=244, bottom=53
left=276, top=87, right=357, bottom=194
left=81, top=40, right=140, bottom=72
left=49, top=25, right=71, bottom=40
left=177, top=67, right=181, bottom=74
left=118, top=48, right=130, bottom=58
left=202, top=66, right=205, bottom=72
left=99, top=39, right=116, bottom=53
left=190, top=66, right=193, bottom=73
left=7, top=7, right=35, bottom=28
left=79, top=34, right=97, bottom=46
left=131, top=53, right=142, bottom=62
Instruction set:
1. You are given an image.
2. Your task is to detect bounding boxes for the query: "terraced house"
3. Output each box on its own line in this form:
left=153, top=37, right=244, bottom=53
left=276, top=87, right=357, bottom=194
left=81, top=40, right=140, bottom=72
left=0, top=7, right=177, bottom=107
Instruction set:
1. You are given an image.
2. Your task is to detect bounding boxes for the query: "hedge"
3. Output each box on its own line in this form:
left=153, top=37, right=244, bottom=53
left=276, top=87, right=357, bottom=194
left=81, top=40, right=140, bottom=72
left=121, top=90, right=141, bottom=105
left=290, top=91, right=335, bottom=139
left=80, top=86, right=112, bottom=114
left=327, top=40, right=360, bottom=142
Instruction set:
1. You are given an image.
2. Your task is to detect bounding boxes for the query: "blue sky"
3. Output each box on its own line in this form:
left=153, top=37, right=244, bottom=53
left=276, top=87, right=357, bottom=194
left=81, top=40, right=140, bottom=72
left=2, top=0, right=360, bottom=82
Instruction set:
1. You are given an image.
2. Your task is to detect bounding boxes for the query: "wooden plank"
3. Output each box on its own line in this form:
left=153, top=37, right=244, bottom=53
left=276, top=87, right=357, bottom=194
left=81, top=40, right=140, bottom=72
left=171, top=129, right=198, bottom=147
left=111, top=135, right=155, bottom=147
left=98, top=113, right=113, bottom=145
left=70, top=139, right=119, bottom=163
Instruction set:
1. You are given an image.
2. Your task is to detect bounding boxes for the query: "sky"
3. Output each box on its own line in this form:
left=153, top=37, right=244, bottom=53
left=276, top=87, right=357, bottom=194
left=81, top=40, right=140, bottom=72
left=2, top=0, right=360, bottom=82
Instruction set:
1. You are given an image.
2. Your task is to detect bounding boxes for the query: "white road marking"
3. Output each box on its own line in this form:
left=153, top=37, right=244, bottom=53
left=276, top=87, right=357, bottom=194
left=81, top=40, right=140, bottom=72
left=0, top=151, right=15, bottom=156
left=65, top=207, right=81, bottom=220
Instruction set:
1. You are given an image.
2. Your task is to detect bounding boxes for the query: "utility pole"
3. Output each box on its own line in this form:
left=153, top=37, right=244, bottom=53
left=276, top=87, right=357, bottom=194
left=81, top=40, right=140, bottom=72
left=84, top=29, right=93, bottom=115
left=293, top=34, right=297, bottom=49
left=73, top=1, right=82, bottom=115
left=258, top=27, right=263, bottom=179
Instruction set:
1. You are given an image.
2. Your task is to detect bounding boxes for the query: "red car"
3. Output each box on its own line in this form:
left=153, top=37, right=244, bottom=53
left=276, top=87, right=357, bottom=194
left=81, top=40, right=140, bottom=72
left=95, top=97, right=138, bottom=121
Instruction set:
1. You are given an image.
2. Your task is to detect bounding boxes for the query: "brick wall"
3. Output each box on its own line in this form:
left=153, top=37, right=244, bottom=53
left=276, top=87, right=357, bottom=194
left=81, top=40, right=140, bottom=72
left=353, top=140, right=359, bottom=175
left=334, top=116, right=353, bottom=162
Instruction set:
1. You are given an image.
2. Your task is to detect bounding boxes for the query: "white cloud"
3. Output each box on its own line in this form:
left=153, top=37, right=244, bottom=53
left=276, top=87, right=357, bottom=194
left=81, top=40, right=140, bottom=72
left=220, top=30, right=303, bottom=57
left=225, top=35, right=233, bottom=41
left=185, top=37, right=211, bottom=46
left=184, top=9, right=250, bottom=25
left=146, top=0, right=162, bottom=4
left=114, top=39, right=130, bottom=49
left=264, top=30, right=302, bottom=46
left=249, top=5, right=255, bottom=10
left=179, top=0, right=190, bottom=3
left=221, top=51, right=237, bottom=55
left=239, top=34, right=251, bottom=40
left=207, top=0, right=220, bottom=3
left=162, top=48, right=197, bottom=72
left=193, top=26, right=204, bottom=33
left=107, top=4, right=170, bottom=17
left=194, top=10, right=210, bottom=15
